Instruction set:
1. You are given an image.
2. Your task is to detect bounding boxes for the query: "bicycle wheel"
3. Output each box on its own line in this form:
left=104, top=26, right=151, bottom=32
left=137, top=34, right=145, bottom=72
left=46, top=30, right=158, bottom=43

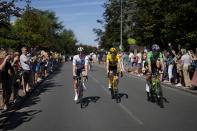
left=78, top=81, right=83, bottom=101
left=157, top=83, right=164, bottom=108
left=114, top=78, right=120, bottom=103
left=111, top=77, right=115, bottom=99
left=90, top=63, right=92, bottom=71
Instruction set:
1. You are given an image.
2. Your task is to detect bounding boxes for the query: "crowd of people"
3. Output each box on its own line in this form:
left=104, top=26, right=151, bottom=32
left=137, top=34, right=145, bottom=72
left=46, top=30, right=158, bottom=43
left=96, top=44, right=197, bottom=89
left=0, top=47, right=63, bottom=112
left=120, top=43, right=197, bottom=89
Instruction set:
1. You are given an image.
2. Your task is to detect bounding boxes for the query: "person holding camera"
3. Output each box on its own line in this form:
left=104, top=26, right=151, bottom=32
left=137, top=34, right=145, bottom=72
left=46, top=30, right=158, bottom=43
left=12, top=52, right=22, bottom=103
left=0, top=50, right=13, bottom=111
left=20, top=47, right=31, bottom=94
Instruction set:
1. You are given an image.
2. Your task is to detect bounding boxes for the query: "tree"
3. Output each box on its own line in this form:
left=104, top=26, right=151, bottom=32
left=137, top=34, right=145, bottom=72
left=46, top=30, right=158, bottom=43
left=0, top=0, right=24, bottom=28
left=95, top=0, right=197, bottom=50
left=59, top=29, right=77, bottom=54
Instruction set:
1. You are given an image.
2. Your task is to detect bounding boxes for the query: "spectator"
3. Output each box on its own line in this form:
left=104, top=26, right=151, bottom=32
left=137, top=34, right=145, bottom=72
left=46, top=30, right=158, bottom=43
left=191, top=48, right=197, bottom=87
left=103, top=52, right=107, bottom=67
left=136, top=50, right=142, bottom=76
left=12, top=52, right=21, bottom=102
left=129, top=50, right=134, bottom=72
left=162, top=50, right=169, bottom=82
left=119, top=52, right=125, bottom=72
left=20, top=47, right=31, bottom=94
left=188, top=50, right=196, bottom=79
left=172, top=44, right=183, bottom=87
left=123, top=52, right=129, bottom=72
left=0, top=50, right=10, bottom=70
left=132, top=52, right=137, bottom=74
left=1, top=51, right=13, bottom=111
left=167, top=42, right=175, bottom=83
left=181, top=49, right=191, bottom=88
left=0, top=51, right=10, bottom=111
left=31, top=55, right=37, bottom=84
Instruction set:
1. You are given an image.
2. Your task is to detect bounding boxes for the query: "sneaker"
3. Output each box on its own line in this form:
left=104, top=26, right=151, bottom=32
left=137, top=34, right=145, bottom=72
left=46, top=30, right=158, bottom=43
left=175, top=83, right=182, bottom=87
left=74, top=94, right=78, bottom=101
left=163, top=80, right=168, bottom=83
left=37, top=78, right=42, bottom=82
left=183, top=86, right=191, bottom=89
left=108, top=84, right=111, bottom=90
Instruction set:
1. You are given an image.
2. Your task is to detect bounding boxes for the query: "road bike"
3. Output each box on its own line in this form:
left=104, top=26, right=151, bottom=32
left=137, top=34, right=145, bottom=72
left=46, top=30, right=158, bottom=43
left=109, top=72, right=121, bottom=103
left=89, top=61, right=93, bottom=71
left=147, top=71, right=164, bottom=108
left=74, top=75, right=88, bottom=108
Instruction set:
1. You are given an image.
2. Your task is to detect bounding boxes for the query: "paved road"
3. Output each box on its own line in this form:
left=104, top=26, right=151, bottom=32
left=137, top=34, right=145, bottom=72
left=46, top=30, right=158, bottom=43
left=3, top=62, right=197, bottom=131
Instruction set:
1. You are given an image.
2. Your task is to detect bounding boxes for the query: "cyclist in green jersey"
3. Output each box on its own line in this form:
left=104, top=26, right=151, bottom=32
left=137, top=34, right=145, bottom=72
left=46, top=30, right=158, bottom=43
left=145, top=44, right=165, bottom=98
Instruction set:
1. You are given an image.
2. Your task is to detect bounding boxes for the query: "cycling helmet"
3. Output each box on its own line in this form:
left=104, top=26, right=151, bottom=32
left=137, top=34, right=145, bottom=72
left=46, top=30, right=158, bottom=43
left=152, top=44, right=159, bottom=51
left=109, top=47, right=117, bottom=54
left=77, top=47, right=84, bottom=52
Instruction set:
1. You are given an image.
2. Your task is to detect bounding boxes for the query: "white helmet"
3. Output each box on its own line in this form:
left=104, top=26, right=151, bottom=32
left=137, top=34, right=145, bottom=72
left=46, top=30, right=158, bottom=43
left=77, top=47, right=84, bottom=52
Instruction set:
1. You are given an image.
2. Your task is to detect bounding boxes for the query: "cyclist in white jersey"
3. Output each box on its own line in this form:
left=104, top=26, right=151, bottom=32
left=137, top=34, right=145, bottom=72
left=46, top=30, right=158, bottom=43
left=73, top=47, right=89, bottom=101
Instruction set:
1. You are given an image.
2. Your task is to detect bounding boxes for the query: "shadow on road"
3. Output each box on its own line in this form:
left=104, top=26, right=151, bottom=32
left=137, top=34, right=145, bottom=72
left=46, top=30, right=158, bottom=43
left=80, top=96, right=101, bottom=109
left=118, top=93, right=129, bottom=99
left=1, top=109, right=42, bottom=130
left=149, top=96, right=170, bottom=108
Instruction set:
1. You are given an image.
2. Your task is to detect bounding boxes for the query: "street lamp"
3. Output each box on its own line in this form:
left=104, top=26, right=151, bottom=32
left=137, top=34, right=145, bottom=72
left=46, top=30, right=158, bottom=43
left=119, top=0, right=123, bottom=52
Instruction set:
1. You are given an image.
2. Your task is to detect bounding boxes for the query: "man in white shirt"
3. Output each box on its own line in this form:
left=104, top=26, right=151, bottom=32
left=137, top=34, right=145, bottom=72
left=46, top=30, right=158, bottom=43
left=181, top=49, right=191, bottom=87
left=129, top=51, right=134, bottom=72
left=137, top=50, right=142, bottom=75
left=73, top=47, right=89, bottom=101
left=20, top=47, right=31, bottom=93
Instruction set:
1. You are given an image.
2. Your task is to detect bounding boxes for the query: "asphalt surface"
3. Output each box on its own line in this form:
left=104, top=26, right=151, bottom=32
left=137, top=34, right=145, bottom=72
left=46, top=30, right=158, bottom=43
left=2, top=62, right=197, bottom=131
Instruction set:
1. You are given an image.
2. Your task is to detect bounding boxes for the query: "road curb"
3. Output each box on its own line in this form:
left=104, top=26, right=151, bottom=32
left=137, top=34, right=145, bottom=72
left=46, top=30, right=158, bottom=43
left=94, top=63, right=197, bottom=96
left=128, top=73, right=197, bottom=96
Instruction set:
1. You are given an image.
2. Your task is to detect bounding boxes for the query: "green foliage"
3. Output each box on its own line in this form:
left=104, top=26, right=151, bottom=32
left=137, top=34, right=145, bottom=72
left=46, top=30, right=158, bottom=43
left=59, top=29, right=77, bottom=54
left=95, top=0, right=197, bottom=50
left=1, top=7, right=77, bottom=53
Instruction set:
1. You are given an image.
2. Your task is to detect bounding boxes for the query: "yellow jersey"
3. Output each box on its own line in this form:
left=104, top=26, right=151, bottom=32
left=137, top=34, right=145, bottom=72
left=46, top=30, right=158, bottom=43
left=107, top=54, right=121, bottom=66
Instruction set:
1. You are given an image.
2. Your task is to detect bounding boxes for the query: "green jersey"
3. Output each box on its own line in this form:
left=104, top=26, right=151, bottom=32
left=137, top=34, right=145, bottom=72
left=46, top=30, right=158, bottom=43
left=146, top=51, right=163, bottom=63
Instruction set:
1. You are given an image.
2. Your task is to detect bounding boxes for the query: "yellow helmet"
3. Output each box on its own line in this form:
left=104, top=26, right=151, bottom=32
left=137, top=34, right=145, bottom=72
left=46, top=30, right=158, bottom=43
left=109, top=47, right=117, bottom=54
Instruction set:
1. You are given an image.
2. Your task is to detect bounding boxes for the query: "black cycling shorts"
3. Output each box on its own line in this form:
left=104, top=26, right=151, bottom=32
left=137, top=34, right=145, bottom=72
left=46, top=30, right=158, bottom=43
left=109, top=65, right=118, bottom=75
left=76, top=68, right=85, bottom=76
left=89, top=58, right=93, bottom=61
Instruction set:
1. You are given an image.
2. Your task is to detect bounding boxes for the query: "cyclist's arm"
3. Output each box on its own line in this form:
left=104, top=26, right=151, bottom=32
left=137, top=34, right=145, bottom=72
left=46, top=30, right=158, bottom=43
left=159, top=53, right=165, bottom=72
left=73, top=56, right=76, bottom=76
left=85, top=56, right=88, bottom=75
left=117, top=55, right=122, bottom=72
left=148, top=61, right=152, bottom=73
left=147, top=52, right=152, bottom=73
left=106, top=55, right=109, bottom=73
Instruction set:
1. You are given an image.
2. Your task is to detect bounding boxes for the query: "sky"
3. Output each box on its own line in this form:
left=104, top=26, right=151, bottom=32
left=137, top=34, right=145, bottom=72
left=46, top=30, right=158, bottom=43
left=13, top=0, right=105, bottom=46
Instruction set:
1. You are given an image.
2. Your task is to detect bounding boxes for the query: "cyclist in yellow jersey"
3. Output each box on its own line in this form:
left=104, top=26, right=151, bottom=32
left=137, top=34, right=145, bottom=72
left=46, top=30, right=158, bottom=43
left=106, top=47, right=123, bottom=89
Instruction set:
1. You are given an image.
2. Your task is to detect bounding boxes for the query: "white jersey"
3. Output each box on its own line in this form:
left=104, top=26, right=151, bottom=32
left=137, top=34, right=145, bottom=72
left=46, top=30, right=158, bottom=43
left=73, top=55, right=89, bottom=69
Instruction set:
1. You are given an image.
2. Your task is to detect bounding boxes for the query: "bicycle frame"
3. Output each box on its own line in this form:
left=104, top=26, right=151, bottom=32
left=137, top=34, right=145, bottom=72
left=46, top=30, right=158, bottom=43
left=75, top=76, right=83, bottom=100
left=150, top=72, right=164, bottom=108
left=112, top=74, right=118, bottom=93
left=111, top=72, right=121, bottom=103
left=151, top=74, right=159, bottom=95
